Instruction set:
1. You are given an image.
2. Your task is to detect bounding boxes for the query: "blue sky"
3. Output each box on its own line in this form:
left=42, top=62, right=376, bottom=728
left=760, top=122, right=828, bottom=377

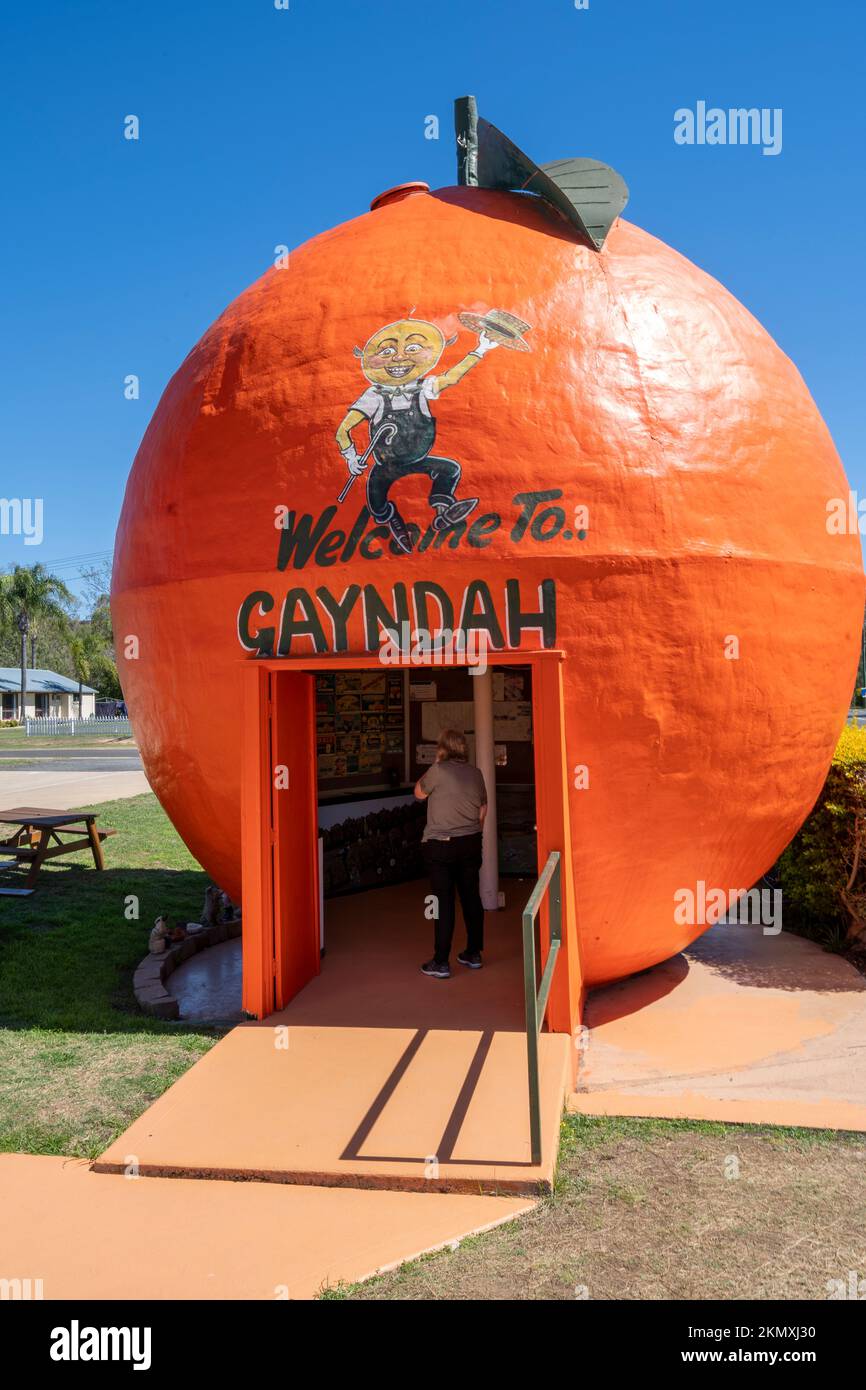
left=1, top=0, right=864, bottom=596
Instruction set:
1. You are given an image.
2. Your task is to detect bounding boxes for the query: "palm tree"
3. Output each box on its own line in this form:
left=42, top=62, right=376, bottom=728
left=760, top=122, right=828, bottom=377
left=0, top=564, right=73, bottom=721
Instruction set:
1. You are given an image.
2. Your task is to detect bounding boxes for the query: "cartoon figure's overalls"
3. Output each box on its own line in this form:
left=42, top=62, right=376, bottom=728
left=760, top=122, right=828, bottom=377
left=335, top=317, right=500, bottom=554
left=363, top=380, right=463, bottom=527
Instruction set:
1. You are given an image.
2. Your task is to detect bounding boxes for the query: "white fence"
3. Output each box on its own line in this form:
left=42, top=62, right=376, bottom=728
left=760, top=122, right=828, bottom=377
left=24, top=717, right=132, bottom=738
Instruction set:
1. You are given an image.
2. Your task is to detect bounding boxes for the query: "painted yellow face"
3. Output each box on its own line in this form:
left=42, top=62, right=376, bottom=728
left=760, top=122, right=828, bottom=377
left=360, top=319, right=446, bottom=387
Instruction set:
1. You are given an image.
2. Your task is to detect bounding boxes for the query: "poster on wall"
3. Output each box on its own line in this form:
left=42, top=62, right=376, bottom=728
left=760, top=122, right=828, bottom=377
left=493, top=701, right=532, bottom=741
left=419, top=697, right=531, bottom=751
left=410, top=682, right=437, bottom=701
left=417, top=735, right=477, bottom=765
left=492, top=673, right=525, bottom=701
left=421, top=700, right=475, bottom=741
left=358, top=672, right=386, bottom=695
left=315, top=668, right=405, bottom=786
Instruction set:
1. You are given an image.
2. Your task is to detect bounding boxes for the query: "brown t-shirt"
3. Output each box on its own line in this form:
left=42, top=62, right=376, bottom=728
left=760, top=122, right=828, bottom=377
left=419, top=759, right=487, bottom=841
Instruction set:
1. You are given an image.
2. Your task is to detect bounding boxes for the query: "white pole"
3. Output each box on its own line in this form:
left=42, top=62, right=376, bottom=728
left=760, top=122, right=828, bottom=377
left=472, top=665, right=499, bottom=910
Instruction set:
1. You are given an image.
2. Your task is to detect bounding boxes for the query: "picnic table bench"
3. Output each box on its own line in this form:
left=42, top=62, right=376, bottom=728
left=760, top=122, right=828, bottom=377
left=0, top=807, right=117, bottom=895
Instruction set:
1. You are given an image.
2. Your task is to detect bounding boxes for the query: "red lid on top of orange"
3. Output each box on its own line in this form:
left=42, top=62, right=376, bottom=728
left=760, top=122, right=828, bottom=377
left=370, top=182, right=430, bottom=211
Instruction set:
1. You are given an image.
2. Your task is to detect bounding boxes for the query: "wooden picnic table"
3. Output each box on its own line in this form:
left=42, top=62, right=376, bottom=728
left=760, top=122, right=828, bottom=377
left=0, top=807, right=117, bottom=895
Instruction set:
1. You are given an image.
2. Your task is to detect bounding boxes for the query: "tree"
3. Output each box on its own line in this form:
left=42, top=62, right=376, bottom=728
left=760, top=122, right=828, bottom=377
left=78, top=559, right=121, bottom=700
left=68, top=630, right=104, bottom=718
left=87, top=649, right=123, bottom=701
left=79, top=559, right=113, bottom=620
left=0, top=564, right=73, bottom=720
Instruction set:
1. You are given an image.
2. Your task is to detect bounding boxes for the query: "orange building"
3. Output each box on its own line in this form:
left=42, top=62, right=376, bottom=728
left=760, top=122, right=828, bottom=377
left=112, top=102, right=863, bottom=1033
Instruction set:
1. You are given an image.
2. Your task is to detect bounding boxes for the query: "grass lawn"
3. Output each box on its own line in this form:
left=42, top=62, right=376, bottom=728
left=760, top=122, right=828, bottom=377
left=326, top=1115, right=866, bottom=1300
left=0, top=728, right=135, bottom=750
left=0, top=793, right=217, bottom=1158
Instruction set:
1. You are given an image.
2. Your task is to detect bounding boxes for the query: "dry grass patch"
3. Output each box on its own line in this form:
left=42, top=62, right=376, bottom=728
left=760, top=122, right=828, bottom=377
left=332, top=1117, right=866, bottom=1301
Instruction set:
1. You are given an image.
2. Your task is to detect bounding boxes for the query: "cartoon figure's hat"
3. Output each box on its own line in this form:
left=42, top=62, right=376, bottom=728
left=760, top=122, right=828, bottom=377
left=458, top=309, right=532, bottom=351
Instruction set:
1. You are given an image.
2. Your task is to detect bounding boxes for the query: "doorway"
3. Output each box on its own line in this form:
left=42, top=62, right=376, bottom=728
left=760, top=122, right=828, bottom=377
left=240, top=651, right=578, bottom=1032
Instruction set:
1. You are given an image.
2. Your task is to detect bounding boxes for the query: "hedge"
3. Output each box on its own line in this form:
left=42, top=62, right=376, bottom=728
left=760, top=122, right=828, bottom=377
left=778, top=723, right=866, bottom=945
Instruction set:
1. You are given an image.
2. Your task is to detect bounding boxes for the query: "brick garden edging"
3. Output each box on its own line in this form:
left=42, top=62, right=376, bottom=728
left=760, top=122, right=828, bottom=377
left=133, top=918, right=243, bottom=1020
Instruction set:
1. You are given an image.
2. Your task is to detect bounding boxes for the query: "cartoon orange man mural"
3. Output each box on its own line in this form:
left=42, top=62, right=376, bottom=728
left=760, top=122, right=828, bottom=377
left=335, top=310, right=532, bottom=553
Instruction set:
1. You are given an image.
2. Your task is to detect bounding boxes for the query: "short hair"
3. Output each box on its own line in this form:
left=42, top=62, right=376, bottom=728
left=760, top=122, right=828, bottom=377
left=437, top=728, right=468, bottom=762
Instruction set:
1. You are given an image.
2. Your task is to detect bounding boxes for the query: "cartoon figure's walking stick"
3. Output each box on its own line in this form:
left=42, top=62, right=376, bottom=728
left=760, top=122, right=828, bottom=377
left=337, top=422, right=398, bottom=504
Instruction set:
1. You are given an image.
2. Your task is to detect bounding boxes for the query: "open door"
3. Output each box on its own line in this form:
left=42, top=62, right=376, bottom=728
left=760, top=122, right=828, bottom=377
left=242, top=650, right=580, bottom=1030
left=530, top=652, right=582, bottom=1037
left=241, top=665, right=321, bottom=1017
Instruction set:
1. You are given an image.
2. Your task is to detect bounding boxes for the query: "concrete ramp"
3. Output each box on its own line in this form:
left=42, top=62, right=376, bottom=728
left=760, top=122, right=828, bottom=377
left=95, top=1023, right=568, bottom=1193
left=96, top=881, right=570, bottom=1194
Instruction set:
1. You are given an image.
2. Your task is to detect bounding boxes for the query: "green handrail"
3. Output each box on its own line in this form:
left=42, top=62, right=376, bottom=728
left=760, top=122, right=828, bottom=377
left=522, top=851, right=562, bottom=1165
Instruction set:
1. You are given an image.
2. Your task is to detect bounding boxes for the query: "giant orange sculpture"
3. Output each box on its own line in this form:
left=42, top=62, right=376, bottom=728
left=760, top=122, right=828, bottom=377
left=112, top=99, right=863, bottom=995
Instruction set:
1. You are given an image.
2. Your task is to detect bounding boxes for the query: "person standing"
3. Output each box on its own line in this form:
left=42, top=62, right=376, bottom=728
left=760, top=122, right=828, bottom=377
left=414, top=728, right=488, bottom=979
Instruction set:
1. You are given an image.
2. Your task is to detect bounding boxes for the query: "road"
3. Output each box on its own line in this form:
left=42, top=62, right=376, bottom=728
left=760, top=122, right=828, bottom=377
left=0, top=746, right=143, bottom=772
left=0, top=744, right=149, bottom=808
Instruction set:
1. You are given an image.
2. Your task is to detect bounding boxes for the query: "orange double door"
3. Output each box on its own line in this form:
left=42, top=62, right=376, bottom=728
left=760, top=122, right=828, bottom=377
left=240, top=654, right=581, bottom=1031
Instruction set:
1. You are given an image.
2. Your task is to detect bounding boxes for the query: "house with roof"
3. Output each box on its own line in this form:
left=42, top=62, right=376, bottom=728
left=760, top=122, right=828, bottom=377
left=0, top=668, right=98, bottom=721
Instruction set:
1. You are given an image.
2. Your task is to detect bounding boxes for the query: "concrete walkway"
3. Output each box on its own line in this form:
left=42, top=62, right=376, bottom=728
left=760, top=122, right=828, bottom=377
left=571, top=922, right=866, bottom=1130
left=9, top=889, right=865, bottom=1298
left=0, top=768, right=149, bottom=808
left=96, top=879, right=570, bottom=1194
left=0, top=878, right=554, bottom=1298
left=0, top=1154, right=532, bottom=1300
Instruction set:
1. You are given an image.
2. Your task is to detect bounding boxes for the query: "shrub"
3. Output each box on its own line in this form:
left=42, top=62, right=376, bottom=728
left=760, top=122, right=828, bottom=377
left=779, top=724, right=866, bottom=945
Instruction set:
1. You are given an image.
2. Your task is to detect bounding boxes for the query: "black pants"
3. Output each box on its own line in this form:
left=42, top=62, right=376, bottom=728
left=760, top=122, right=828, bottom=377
left=367, top=455, right=461, bottom=520
left=424, top=833, right=484, bottom=964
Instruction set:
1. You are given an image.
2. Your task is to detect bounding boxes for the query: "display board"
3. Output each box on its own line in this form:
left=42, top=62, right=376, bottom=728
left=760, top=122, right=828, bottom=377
left=314, top=665, right=535, bottom=795
left=407, top=666, right=535, bottom=784
left=315, top=670, right=405, bottom=791
left=420, top=699, right=532, bottom=743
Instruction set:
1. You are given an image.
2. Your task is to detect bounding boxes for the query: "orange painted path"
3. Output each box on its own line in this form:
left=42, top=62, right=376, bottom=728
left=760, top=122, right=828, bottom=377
left=97, top=880, right=570, bottom=1194
left=0, top=1155, right=532, bottom=1300
left=571, top=922, right=866, bottom=1130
